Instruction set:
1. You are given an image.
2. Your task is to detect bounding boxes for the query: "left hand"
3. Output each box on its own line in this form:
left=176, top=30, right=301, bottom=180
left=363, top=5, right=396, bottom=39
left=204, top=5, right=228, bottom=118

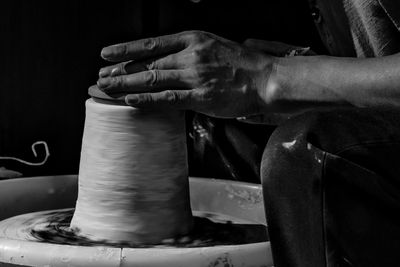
left=97, top=31, right=276, bottom=118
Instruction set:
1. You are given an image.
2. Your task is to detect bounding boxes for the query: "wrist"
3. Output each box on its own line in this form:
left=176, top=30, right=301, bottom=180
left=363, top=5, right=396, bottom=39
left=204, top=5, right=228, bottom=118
left=255, top=55, right=284, bottom=113
left=259, top=55, right=352, bottom=113
left=258, top=55, right=322, bottom=113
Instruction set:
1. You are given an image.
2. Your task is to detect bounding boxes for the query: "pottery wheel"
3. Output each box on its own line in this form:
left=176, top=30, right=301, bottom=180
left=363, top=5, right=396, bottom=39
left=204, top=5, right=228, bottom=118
left=0, top=208, right=267, bottom=248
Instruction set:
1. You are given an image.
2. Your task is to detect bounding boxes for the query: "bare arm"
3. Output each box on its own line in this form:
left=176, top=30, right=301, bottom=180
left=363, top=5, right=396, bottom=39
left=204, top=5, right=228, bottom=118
left=97, top=31, right=400, bottom=119
left=265, top=53, right=400, bottom=113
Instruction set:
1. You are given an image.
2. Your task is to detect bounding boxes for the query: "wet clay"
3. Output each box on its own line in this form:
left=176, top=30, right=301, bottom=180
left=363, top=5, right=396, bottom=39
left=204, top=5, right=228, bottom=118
left=71, top=99, right=193, bottom=244
left=0, top=209, right=268, bottom=248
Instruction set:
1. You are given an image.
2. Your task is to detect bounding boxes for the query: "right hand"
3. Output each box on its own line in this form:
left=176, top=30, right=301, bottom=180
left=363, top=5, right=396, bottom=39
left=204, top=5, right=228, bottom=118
left=97, top=31, right=277, bottom=118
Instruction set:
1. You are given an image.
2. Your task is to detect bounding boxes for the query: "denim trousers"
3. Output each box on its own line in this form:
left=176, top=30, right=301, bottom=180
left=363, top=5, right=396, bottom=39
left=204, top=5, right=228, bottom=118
left=261, top=107, right=400, bottom=267
left=189, top=107, right=400, bottom=267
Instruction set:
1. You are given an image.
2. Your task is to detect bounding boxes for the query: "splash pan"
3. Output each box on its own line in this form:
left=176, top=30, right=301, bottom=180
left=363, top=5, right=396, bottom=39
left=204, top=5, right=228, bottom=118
left=0, top=175, right=272, bottom=267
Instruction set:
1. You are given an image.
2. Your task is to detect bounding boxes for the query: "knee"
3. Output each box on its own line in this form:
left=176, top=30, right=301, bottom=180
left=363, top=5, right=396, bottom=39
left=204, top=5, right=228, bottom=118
left=260, top=108, right=346, bottom=189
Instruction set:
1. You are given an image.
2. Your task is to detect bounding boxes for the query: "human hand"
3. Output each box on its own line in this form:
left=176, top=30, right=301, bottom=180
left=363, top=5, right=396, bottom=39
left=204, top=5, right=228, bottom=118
left=97, top=31, right=276, bottom=118
left=237, top=39, right=315, bottom=125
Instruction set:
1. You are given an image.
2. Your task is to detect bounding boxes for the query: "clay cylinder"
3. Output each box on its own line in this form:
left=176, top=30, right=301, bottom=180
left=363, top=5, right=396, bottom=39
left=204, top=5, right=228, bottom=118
left=70, top=98, right=193, bottom=244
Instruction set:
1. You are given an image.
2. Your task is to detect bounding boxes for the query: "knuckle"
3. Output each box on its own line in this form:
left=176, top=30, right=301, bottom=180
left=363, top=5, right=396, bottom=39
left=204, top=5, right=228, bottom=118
left=143, top=37, right=159, bottom=52
left=191, top=66, right=207, bottom=84
left=204, top=38, right=217, bottom=49
left=144, top=70, right=158, bottom=87
left=185, top=31, right=199, bottom=43
left=191, top=49, right=207, bottom=64
left=243, top=39, right=253, bottom=47
left=114, top=75, right=125, bottom=88
left=138, top=93, right=154, bottom=103
left=117, top=44, right=128, bottom=58
left=164, top=90, right=180, bottom=105
left=186, top=30, right=208, bottom=44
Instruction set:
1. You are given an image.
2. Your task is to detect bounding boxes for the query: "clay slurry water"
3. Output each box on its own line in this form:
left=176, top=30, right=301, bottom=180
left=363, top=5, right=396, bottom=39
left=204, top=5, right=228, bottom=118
left=0, top=209, right=268, bottom=248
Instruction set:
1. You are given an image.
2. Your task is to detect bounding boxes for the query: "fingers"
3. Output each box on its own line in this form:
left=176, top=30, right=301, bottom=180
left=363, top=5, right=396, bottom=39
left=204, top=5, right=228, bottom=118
left=125, top=90, right=195, bottom=110
left=99, top=54, right=180, bottom=78
left=101, top=32, right=190, bottom=62
left=97, top=69, right=192, bottom=93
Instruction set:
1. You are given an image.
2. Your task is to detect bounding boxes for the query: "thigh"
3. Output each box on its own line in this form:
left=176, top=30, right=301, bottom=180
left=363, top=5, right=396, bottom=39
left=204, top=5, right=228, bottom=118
left=261, top=107, right=400, bottom=267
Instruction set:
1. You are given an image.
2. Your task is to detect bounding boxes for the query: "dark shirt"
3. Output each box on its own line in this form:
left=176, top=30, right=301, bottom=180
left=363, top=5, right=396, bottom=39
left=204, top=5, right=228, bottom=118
left=309, top=0, right=400, bottom=57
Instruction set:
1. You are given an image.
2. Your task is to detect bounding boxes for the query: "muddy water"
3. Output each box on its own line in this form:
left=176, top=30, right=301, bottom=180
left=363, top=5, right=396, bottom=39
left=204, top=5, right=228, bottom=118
left=0, top=209, right=268, bottom=248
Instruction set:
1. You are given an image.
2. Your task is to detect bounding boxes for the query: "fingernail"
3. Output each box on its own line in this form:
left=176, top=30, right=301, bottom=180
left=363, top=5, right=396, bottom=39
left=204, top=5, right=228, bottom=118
left=100, top=48, right=111, bottom=59
left=101, top=44, right=126, bottom=60
left=125, top=95, right=139, bottom=105
left=99, top=68, right=108, bottom=78
left=97, top=78, right=112, bottom=90
left=101, top=45, right=120, bottom=59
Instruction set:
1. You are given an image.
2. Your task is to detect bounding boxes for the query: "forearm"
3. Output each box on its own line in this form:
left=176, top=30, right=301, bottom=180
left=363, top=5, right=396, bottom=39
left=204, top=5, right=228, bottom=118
left=262, top=53, right=400, bottom=113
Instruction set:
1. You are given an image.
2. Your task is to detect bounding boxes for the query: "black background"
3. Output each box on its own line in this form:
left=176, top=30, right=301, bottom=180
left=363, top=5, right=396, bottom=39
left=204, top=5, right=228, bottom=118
left=0, top=0, right=325, bottom=177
